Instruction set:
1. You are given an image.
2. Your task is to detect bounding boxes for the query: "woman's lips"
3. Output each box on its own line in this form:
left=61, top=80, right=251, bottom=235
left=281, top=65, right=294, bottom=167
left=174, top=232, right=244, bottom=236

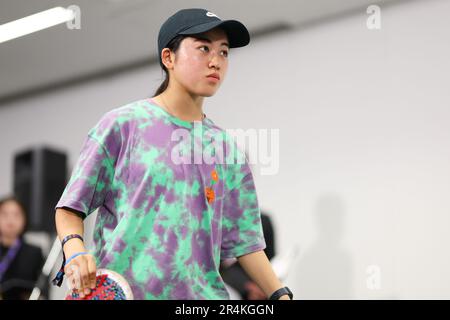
left=207, top=75, right=220, bottom=82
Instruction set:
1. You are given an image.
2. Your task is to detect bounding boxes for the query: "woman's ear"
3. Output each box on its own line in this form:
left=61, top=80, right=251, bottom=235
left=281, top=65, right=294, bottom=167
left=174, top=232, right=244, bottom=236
left=161, top=48, right=175, bottom=69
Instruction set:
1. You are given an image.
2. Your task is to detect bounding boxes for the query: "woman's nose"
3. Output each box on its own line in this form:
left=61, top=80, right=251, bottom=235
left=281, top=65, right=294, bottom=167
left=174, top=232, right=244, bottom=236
left=209, top=51, right=221, bottom=69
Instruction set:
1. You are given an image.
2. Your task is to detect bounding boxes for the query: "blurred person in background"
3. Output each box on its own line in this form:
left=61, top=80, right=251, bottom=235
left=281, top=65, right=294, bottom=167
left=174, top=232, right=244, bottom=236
left=0, top=196, right=44, bottom=300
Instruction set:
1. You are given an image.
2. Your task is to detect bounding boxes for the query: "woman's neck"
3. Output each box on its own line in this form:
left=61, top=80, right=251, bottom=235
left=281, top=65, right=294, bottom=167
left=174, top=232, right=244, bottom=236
left=0, top=235, right=18, bottom=247
left=154, top=86, right=204, bottom=122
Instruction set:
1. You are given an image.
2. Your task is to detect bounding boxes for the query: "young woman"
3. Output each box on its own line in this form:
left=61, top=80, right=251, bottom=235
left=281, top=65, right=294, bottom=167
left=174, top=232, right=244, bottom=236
left=0, top=196, right=44, bottom=300
left=54, top=8, right=292, bottom=300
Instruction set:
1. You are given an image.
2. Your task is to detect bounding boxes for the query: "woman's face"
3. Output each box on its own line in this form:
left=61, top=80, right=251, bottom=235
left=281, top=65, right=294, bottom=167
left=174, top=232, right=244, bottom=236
left=168, top=28, right=230, bottom=97
left=0, top=200, right=26, bottom=240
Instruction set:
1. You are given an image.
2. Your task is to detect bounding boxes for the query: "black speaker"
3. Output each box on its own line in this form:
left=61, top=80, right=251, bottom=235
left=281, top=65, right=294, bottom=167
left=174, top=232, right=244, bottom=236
left=13, top=147, right=67, bottom=234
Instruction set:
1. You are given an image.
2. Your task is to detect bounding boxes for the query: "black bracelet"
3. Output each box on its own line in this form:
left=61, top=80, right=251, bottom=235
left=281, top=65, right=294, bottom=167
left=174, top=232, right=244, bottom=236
left=269, top=286, right=293, bottom=300
left=61, top=234, right=84, bottom=248
left=52, top=234, right=84, bottom=287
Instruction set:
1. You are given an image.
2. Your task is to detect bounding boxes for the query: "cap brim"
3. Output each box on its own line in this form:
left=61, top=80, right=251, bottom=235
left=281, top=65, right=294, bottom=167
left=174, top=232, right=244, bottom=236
left=178, top=20, right=250, bottom=48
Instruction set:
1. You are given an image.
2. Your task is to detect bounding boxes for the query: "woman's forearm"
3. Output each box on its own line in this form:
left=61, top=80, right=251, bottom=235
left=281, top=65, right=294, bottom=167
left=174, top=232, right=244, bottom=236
left=55, top=208, right=86, bottom=258
left=237, top=250, right=289, bottom=299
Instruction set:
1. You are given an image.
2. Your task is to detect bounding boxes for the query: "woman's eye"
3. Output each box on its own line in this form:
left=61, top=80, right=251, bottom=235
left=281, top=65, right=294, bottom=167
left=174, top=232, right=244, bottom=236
left=199, top=46, right=228, bottom=57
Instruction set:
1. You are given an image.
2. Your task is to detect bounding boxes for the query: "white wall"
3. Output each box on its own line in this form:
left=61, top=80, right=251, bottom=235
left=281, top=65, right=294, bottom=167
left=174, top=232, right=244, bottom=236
left=1, top=0, right=449, bottom=299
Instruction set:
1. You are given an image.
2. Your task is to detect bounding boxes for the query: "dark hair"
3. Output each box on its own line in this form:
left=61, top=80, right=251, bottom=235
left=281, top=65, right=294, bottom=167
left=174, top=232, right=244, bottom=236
left=152, top=34, right=188, bottom=97
left=0, top=195, right=28, bottom=239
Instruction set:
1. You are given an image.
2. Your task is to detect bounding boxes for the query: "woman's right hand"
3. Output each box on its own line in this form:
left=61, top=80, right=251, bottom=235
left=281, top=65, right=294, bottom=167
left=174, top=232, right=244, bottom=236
left=55, top=209, right=95, bottom=298
left=64, top=252, right=97, bottom=298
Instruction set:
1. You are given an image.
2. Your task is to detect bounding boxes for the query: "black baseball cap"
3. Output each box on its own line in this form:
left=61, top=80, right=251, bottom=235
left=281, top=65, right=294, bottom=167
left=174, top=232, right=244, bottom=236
left=157, top=8, right=250, bottom=62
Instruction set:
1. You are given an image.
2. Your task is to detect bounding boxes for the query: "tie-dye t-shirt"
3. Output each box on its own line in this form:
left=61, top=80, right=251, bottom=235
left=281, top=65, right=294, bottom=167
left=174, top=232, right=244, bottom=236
left=55, top=98, right=266, bottom=300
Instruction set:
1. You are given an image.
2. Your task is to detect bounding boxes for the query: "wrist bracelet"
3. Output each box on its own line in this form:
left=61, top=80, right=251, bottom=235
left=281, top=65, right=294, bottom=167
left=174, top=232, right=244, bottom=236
left=269, top=286, right=293, bottom=300
left=65, top=251, right=88, bottom=266
left=61, top=234, right=84, bottom=248
left=52, top=234, right=85, bottom=287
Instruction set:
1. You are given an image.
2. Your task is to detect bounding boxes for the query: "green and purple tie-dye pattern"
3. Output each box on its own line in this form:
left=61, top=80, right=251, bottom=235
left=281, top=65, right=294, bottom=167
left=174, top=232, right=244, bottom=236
left=55, top=98, right=266, bottom=299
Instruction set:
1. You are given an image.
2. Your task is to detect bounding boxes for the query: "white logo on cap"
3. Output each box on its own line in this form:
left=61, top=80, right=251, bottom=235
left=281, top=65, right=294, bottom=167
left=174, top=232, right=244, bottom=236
left=206, top=12, right=220, bottom=19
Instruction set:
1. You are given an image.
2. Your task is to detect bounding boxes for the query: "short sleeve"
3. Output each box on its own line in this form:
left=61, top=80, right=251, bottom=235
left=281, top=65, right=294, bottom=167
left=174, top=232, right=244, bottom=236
left=220, top=160, right=267, bottom=260
left=55, top=112, right=121, bottom=219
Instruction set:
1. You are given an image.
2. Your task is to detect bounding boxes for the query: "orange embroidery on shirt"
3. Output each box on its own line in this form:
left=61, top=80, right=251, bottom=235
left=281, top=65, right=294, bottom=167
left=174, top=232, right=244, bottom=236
left=211, top=169, right=219, bottom=182
left=205, top=187, right=215, bottom=204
